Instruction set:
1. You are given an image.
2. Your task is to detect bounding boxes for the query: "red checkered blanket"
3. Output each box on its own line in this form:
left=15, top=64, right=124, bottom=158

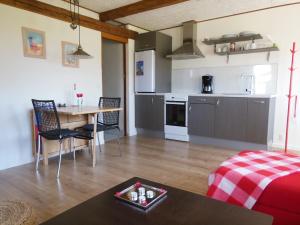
left=207, top=150, right=300, bottom=209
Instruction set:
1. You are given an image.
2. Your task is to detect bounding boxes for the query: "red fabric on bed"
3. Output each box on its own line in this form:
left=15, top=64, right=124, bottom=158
left=253, top=172, right=300, bottom=225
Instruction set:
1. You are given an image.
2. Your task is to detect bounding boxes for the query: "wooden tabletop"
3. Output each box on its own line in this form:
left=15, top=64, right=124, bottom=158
left=40, top=177, right=273, bottom=225
left=56, top=106, right=122, bottom=115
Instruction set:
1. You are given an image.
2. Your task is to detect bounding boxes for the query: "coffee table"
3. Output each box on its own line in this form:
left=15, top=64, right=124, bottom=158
left=41, top=177, right=273, bottom=225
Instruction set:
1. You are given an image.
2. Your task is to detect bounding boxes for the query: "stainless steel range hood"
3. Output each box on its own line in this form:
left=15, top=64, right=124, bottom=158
left=166, top=21, right=205, bottom=60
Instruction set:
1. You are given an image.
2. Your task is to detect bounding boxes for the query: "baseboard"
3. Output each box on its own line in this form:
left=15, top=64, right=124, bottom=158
left=190, top=135, right=269, bottom=151
left=272, top=142, right=300, bottom=152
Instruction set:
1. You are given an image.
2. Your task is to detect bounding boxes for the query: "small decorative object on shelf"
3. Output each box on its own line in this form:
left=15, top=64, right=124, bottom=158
left=230, top=42, right=236, bottom=52
left=114, top=181, right=167, bottom=210
left=203, top=33, right=262, bottom=45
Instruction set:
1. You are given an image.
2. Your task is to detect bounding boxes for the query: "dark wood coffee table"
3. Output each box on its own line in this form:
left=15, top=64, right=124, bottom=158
left=41, top=177, right=273, bottom=225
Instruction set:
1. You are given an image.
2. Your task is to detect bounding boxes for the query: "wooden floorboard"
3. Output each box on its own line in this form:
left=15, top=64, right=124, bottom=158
left=0, top=136, right=236, bottom=223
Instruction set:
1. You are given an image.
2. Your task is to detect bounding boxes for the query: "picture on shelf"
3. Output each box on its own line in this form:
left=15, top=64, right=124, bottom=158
left=62, top=41, right=79, bottom=68
left=22, top=27, right=46, bottom=59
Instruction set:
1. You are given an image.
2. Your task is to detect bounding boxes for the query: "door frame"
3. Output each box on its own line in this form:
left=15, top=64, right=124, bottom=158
left=102, top=34, right=128, bottom=136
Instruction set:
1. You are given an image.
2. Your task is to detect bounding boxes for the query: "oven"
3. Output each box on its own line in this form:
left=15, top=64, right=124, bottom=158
left=164, top=94, right=189, bottom=142
left=165, top=101, right=187, bottom=127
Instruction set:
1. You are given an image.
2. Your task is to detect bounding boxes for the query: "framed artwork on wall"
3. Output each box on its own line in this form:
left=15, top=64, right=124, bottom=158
left=22, top=27, right=46, bottom=59
left=61, top=41, right=79, bottom=68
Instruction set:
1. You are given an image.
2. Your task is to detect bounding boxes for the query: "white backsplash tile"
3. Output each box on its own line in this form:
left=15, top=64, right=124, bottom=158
left=172, top=64, right=278, bottom=94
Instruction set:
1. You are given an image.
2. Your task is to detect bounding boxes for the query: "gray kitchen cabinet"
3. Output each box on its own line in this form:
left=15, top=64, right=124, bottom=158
left=215, top=97, right=248, bottom=141
left=188, top=97, right=216, bottom=137
left=151, top=95, right=165, bottom=131
left=135, top=95, right=164, bottom=131
left=246, top=98, right=275, bottom=144
left=135, top=32, right=157, bottom=51
left=135, top=95, right=152, bottom=129
left=188, top=96, right=275, bottom=146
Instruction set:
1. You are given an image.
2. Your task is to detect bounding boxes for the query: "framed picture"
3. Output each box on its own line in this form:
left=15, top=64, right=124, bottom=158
left=61, top=41, right=79, bottom=68
left=136, top=61, right=144, bottom=76
left=22, top=27, right=46, bottom=59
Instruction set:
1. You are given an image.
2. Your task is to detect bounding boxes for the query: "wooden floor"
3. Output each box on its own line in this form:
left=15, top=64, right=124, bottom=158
left=0, top=136, right=236, bottom=223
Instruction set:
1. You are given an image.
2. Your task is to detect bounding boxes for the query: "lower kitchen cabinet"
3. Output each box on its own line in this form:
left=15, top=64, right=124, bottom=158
left=246, top=98, right=274, bottom=144
left=215, top=97, right=248, bottom=141
left=188, top=97, right=216, bottom=137
left=135, top=95, right=164, bottom=131
left=188, top=96, right=275, bottom=145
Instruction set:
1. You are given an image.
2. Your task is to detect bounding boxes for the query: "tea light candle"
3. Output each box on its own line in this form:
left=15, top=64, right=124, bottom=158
left=146, top=190, right=155, bottom=198
left=138, top=195, right=146, bottom=204
left=138, top=187, right=145, bottom=196
left=129, top=191, right=138, bottom=201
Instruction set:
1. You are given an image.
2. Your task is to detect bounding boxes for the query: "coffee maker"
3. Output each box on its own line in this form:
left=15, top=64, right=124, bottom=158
left=202, top=75, right=213, bottom=94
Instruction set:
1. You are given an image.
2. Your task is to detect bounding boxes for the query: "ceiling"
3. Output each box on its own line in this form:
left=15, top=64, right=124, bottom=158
left=79, top=0, right=300, bottom=31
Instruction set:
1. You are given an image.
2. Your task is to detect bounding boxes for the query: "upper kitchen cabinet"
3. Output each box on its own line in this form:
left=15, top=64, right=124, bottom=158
left=135, top=31, right=172, bottom=93
left=135, top=32, right=157, bottom=52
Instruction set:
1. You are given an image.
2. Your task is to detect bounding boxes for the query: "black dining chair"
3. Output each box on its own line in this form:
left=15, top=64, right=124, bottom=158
left=76, top=97, right=121, bottom=155
left=32, top=99, right=80, bottom=178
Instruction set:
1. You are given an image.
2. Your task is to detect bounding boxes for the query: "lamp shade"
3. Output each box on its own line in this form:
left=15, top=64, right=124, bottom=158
left=70, top=45, right=93, bottom=59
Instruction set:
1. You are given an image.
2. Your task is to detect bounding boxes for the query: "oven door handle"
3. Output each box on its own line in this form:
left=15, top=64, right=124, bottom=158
left=165, top=102, right=186, bottom=105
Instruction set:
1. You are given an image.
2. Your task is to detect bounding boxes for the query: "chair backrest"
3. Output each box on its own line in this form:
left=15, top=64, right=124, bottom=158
left=98, top=97, right=121, bottom=126
left=32, top=99, right=61, bottom=133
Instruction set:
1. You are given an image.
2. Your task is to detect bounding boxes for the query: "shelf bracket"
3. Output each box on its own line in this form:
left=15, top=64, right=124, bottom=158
left=267, top=51, right=271, bottom=61
left=226, top=53, right=230, bottom=64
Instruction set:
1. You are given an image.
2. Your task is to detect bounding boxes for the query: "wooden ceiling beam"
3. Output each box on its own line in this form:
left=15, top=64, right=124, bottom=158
left=100, top=0, right=189, bottom=22
left=0, top=0, right=138, bottom=39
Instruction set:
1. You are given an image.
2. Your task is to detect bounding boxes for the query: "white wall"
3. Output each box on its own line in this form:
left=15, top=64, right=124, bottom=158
left=0, top=4, right=102, bottom=170
left=161, top=4, right=300, bottom=151
left=125, top=25, right=148, bottom=136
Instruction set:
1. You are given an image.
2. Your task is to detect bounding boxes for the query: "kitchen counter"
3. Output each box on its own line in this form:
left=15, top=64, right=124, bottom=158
left=188, top=93, right=277, bottom=98
left=135, top=92, right=277, bottom=98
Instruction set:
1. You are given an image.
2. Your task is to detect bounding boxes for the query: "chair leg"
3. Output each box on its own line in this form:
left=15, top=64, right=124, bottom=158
left=115, top=128, right=121, bottom=156
left=57, top=140, right=63, bottom=179
left=35, top=135, right=41, bottom=171
left=88, top=140, right=91, bottom=155
left=71, top=138, right=76, bottom=160
left=97, top=132, right=102, bottom=152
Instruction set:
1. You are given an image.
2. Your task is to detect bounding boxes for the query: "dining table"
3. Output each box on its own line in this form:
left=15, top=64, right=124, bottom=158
left=56, top=106, right=122, bottom=167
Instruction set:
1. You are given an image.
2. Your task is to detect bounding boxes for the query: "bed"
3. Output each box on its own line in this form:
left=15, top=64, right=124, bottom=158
left=207, top=150, right=300, bottom=225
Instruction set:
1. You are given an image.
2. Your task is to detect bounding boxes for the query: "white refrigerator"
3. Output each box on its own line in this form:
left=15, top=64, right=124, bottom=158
left=135, top=50, right=156, bottom=92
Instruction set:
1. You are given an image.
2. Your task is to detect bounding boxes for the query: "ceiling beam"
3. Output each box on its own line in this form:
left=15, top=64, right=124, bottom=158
left=100, top=0, right=189, bottom=22
left=0, top=0, right=138, bottom=39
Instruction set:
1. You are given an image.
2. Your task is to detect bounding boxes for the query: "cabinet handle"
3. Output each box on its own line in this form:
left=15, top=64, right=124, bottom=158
left=253, top=100, right=265, bottom=104
left=151, top=97, right=154, bottom=104
left=200, top=98, right=207, bottom=102
left=189, top=105, right=192, bottom=112
left=216, top=99, right=220, bottom=106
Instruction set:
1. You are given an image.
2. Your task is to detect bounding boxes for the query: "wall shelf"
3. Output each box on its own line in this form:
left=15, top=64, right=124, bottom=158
left=203, top=34, right=263, bottom=45
left=216, top=47, right=279, bottom=63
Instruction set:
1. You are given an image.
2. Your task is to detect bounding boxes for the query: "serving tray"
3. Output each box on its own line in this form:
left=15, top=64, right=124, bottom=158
left=114, top=181, right=167, bottom=210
